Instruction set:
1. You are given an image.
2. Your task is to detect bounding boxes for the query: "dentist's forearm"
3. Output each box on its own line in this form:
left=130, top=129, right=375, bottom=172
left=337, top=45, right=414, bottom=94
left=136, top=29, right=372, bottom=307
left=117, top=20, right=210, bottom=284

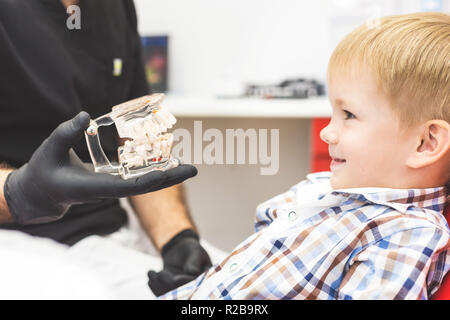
left=0, top=167, right=13, bottom=224
left=129, top=184, right=196, bottom=252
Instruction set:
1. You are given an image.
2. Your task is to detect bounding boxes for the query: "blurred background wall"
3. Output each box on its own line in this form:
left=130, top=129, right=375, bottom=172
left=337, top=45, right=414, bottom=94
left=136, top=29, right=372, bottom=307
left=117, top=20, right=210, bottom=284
left=135, top=0, right=448, bottom=96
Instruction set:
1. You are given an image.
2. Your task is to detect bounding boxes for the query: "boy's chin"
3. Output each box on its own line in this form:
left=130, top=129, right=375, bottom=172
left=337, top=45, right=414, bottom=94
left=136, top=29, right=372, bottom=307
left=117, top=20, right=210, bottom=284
left=330, top=174, right=352, bottom=190
left=330, top=175, right=342, bottom=190
left=331, top=174, right=372, bottom=190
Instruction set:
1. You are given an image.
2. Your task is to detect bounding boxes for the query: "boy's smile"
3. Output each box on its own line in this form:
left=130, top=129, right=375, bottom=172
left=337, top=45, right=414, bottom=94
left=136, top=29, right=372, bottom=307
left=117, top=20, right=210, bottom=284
left=330, top=158, right=346, bottom=171
left=321, top=65, right=416, bottom=190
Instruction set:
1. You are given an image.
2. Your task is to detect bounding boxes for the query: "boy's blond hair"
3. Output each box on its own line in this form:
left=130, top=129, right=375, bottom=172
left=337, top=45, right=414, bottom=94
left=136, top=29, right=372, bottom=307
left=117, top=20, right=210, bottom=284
left=328, top=12, right=450, bottom=130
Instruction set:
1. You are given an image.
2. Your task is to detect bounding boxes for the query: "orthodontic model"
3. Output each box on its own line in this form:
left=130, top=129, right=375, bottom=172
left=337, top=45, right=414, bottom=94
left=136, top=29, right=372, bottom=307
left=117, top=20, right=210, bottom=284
left=85, top=94, right=179, bottom=179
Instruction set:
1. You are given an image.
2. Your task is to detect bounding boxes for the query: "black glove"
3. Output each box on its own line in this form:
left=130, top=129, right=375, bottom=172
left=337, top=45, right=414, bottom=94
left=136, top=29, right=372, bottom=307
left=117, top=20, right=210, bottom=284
left=3, top=111, right=197, bottom=225
left=148, top=229, right=212, bottom=296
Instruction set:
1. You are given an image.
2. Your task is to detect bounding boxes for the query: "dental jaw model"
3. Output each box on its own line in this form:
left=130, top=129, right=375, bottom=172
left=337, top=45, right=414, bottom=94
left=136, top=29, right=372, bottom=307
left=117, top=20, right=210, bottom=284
left=85, top=94, right=179, bottom=179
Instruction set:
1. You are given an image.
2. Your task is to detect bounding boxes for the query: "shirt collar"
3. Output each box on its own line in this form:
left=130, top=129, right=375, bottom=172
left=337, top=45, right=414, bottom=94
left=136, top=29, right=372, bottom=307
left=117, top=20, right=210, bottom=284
left=328, top=186, right=448, bottom=216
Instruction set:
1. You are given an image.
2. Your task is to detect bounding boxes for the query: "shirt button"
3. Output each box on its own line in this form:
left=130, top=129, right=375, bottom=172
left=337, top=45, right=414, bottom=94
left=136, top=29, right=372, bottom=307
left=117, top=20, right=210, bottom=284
left=229, top=263, right=239, bottom=273
left=288, top=211, right=297, bottom=221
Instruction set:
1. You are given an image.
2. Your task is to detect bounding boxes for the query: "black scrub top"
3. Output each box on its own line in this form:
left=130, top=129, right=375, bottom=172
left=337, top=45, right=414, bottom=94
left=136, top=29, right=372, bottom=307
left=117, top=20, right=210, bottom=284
left=0, top=0, right=150, bottom=245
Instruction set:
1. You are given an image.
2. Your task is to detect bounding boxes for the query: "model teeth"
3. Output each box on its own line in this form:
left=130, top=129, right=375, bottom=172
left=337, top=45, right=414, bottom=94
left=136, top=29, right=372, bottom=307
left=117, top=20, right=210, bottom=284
left=117, top=102, right=177, bottom=169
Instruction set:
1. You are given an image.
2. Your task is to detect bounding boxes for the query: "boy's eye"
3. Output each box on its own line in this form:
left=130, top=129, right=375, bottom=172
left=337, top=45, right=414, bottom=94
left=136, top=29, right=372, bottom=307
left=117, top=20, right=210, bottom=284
left=343, top=110, right=356, bottom=120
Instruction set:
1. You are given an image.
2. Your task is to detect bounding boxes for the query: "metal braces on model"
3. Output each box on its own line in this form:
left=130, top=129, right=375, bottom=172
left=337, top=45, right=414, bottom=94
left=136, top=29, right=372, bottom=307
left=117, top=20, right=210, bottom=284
left=85, top=94, right=179, bottom=179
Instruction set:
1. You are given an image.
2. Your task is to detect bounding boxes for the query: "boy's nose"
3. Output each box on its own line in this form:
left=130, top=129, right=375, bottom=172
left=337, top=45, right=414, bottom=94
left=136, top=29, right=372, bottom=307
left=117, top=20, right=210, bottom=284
left=320, top=124, right=338, bottom=144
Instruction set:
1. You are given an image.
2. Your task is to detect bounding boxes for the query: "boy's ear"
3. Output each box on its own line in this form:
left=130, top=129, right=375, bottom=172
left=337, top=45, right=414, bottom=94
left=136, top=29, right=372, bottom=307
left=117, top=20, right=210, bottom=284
left=406, top=120, right=450, bottom=169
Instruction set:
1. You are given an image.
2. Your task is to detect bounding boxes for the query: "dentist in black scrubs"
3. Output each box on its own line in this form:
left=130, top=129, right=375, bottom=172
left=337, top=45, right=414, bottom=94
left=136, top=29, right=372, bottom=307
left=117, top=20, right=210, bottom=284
left=0, top=0, right=212, bottom=297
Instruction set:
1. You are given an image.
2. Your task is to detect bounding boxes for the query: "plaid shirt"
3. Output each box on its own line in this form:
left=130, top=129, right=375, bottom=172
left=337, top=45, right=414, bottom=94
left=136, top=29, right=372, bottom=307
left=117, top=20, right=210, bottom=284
left=161, top=172, right=450, bottom=300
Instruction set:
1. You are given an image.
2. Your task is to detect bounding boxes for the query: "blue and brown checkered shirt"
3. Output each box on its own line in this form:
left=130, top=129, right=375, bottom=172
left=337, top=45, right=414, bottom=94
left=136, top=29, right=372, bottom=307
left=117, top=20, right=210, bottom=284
left=161, top=172, right=450, bottom=300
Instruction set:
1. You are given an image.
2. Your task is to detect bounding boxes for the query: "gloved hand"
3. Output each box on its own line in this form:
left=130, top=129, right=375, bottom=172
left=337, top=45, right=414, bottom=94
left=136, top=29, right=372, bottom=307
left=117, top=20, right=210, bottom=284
left=3, top=111, right=197, bottom=225
left=148, top=229, right=212, bottom=296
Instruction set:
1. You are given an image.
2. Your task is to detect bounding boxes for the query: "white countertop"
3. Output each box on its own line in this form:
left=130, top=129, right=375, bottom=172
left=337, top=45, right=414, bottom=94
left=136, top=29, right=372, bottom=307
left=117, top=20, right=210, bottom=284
left=164, top=95, right=332, bottom=119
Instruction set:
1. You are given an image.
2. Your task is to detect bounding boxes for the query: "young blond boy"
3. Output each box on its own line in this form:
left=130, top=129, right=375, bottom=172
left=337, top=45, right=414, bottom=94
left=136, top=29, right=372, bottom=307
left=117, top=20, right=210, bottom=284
left=158, top=12, right=450, bottom=300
